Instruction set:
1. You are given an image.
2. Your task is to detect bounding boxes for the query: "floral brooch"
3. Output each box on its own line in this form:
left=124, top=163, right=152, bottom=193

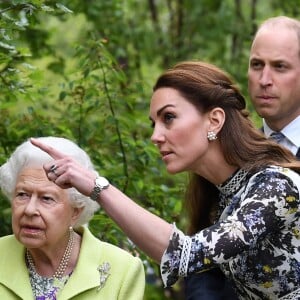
left=97, top=262, right=111, bottom=291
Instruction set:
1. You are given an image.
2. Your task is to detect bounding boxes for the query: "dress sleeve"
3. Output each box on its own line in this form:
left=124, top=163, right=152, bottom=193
left=160, top=168, right=300, bottom=287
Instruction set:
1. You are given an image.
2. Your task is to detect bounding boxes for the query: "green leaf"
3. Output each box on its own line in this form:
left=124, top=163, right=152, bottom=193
left=55, top=3, right=73, bottom=14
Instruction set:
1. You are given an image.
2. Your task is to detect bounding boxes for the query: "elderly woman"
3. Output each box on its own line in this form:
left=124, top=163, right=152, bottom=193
left=0, top=137, right=145, bottom=299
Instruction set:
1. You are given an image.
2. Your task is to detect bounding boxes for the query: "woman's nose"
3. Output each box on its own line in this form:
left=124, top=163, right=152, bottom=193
left=24, top=197, right=39, bottom=216
left=150, top=126, right=165, bottom=145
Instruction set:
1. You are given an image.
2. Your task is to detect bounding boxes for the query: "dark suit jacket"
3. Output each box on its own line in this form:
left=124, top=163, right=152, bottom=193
left=184, top=269, right=238, bottom=300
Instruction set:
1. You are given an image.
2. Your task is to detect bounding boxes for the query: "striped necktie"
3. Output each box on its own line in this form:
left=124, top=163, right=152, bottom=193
left=270, top=131, right=285, bottom=144
left=270, top=132, right=300, bottom=160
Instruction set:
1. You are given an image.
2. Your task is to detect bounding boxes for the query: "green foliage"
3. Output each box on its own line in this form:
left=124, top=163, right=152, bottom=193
left=0, top=0, right=299, bottom=298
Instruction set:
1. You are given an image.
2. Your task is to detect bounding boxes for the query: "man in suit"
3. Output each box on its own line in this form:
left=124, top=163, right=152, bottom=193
left=248, top=16, right=300, bottom=158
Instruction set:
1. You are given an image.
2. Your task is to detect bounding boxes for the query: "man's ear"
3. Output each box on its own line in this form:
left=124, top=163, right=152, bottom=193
left=208, top=107, right=225, bottom=134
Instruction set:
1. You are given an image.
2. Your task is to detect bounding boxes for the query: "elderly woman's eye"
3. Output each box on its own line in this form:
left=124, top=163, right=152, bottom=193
left=42, top=196, right=55, bottom=203
left=16, top=192, right=30, bottom=200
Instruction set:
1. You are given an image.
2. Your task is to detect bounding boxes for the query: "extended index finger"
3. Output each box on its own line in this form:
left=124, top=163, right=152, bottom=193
left=30, top=137, right=66, bottom=159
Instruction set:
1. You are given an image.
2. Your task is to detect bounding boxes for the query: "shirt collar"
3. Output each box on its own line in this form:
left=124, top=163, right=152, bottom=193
left=263, top=116, right=300, bottom=149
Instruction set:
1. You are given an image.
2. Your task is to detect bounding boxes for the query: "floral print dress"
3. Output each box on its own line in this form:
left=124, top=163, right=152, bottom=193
left=161, top=166, right=300, bottom=299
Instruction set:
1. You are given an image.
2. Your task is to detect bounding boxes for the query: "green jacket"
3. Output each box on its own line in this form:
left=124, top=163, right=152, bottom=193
left=0, top=226, right=145, bottom=299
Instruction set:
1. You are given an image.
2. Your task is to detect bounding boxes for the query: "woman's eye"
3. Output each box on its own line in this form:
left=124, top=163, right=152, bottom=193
left=41, top=196, right=55, bottom=203
left=163, top=112, right=175, bottom=124
left=16, top=192, right=30, bottom=200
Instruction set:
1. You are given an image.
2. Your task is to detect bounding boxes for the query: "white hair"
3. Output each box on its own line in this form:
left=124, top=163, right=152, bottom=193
left=0, top=136, right=100, bottom=228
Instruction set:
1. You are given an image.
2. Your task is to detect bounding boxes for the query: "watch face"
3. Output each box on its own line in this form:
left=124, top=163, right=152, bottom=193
left=90, top=177, right=109, bottom=201
left=96, top=177, right=109, bottom=188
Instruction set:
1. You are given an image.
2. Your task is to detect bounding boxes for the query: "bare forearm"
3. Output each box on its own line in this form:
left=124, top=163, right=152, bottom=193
left=29, top=138, right=173, bottom=262
left=98, top=185, right=173, bottom=263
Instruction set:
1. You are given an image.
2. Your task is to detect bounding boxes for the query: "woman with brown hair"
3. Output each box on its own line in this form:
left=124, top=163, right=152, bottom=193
left=31, top=61, right=300, bottom=299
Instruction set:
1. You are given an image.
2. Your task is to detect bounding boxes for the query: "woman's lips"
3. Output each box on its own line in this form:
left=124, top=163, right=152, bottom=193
left=160, top=151, right=173, bottom=161
left=21, top=225, right=43, bottom=235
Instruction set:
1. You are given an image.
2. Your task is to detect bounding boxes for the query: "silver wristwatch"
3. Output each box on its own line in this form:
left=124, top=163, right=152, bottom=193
left=90, top=176, right=110, bottom=201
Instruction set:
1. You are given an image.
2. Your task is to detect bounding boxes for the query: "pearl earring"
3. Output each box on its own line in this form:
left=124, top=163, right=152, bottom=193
left=207, top=131, right=217, bottom=141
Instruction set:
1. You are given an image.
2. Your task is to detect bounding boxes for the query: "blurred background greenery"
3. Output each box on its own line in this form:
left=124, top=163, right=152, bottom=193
left=1, top=1, right=299, bottom=298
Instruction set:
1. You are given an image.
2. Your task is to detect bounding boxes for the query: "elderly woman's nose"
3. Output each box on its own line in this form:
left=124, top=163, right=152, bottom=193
left=24, top=197, right=39, bottom=215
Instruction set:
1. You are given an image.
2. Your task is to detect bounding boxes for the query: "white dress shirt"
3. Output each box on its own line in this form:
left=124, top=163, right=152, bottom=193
left=263, top=115, right=300, bottom=156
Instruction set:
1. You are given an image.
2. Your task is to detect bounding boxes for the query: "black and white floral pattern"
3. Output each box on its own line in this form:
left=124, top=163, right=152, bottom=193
left=161, top=166, right=300, bottom=299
